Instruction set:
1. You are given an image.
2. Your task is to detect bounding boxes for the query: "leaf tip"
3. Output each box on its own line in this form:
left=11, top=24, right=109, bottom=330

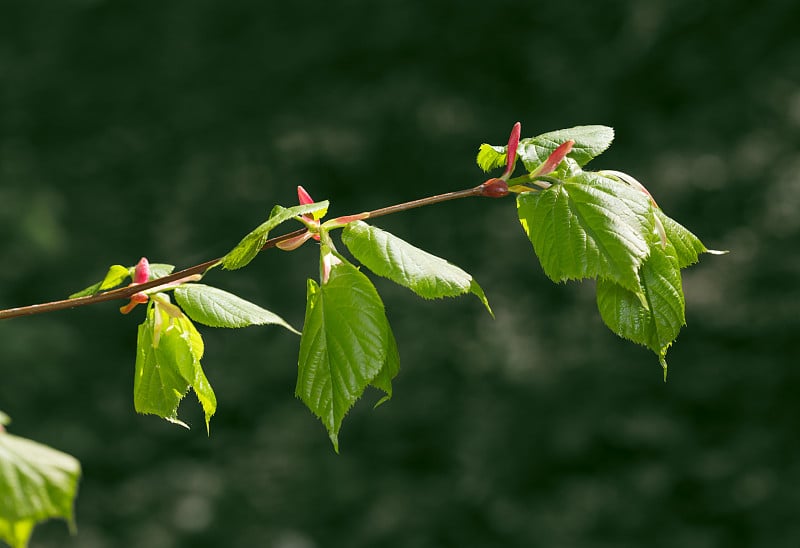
left=329, top=432, right=340, bottom=454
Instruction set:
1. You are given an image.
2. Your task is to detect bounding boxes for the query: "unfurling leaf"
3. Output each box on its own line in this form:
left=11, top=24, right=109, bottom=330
left=0, top=423, right=81, bottom=548
left=341, top=221, right=492, bottom=316
left=69, top=262, right=175, bottom=299
left=517, top=172, right=653, bottom=297
left=517, top=125, right=614, bottom=171
left=174, top=283, right=299, bottom=333
left=297, top=259, right=396, bottom=451
left=69, top=264, right=130, bottom=298
left=221, top=200, right=329, bottom=270
left=476, top=144, right=507, bottom=172
left=134, top=302, right=217, bottom=432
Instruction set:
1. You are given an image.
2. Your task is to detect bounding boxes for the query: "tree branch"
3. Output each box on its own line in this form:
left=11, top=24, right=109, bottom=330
left=0, top=184, right=490, bottom=320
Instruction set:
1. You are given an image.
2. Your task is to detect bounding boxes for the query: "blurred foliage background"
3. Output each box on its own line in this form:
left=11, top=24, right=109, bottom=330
left=1, top=1, right=799, bottom=547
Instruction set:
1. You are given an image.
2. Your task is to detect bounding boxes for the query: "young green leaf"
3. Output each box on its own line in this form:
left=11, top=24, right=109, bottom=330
left=0, top=411, right=10, bottom=426
left=341, top=221, right=492, bottom=316
left=476, top=144, right=507, bottom=172
left=517, top=171, right=653, bottom=296
left=517, top=125, right=614, bottom=171
left=69, top=262, right=175, bottom=299
left=297, top=260, right=391, bottom=452
left=596, top=237, right=685, bottom=379
left=0, top=427, right=81, bottom=548
left=134, top=302, right=217, bottom=432
left=221, top=201, right=329, bottom=270
left=173, top=283, right=299, bottom=333
left=69, top=264, right=130, bottom=298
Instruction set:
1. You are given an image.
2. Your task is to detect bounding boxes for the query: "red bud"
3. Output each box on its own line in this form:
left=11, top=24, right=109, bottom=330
left=480, top=178, right=509, bottom=198
left=297, top=185, right=314, bottom=206
left=501, top=122, right=522, bottom=179
left=534, top=140, right=574, bottom=176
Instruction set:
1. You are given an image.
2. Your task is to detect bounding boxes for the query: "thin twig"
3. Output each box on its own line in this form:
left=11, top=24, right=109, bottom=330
left=0, top=184, right=489, bottom=320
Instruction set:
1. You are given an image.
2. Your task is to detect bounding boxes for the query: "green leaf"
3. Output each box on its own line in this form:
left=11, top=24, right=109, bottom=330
left=0, top=411, right=9, bottom=426
left=221, top=201, right=329, bottom=270
left=134, top=302, right=217, bottom=432
left=476, top=143, right=507, bottom=172
left=517, top=172, right=653, bottom=296
left=341, top=221, right=492, bottom=316
left=174, top=283, right=299, bottom=333
left=596, top=238, right=685, bottom=378
left=138, top=263, right=175, bottom=281
left=0, top=428, right=81, bottom=548
left=69, top=264, right=130, bottom=298
left=371, top=327, right=400, bottom=408
left=69, top=262, right=175, bottom=298
left=518, top=125, right=614, bottom=171
left=297, top=260, right=390, bottom=452
left=655, top=208, right=721, bottom=268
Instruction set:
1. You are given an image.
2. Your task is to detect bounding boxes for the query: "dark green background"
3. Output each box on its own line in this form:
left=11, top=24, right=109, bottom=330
left=2, top=1, right=799, bottom=547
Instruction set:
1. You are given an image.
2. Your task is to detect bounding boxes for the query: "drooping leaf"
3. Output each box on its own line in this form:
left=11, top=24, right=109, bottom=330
left=133, top=302, right=216, bottom=432
left=518, top=125, right=614, bottom=171
left=476, top=143, right=507, bottom=172
left=174, top=283, right=299, bottom=333
left=221, top=201, right=329, bottom=270
left=0, top=426, right=81, bottom=548
left=69, top=264, right=130, bottom=298
left=341, top=221, right=492, bottom=316
left=297, top=260, right=390, bottom=451
left=371, top=327, right=400, bottom=408
left=517, top=171, right=653, bottom=296
left=596, top=237, right=685, bottom=379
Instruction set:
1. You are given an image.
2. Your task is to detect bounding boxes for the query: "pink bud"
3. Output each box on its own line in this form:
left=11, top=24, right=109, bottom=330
left=534, top=140, right=574, bottom=176
left=480, top=178, right=509, bottom=198
left=501, top=122, right=522, bottom=180
left=133, top=257, right=150, bottom=284
left=321, top=252, right=342, bottom=284
left=297, top=186, right=314, bottom=206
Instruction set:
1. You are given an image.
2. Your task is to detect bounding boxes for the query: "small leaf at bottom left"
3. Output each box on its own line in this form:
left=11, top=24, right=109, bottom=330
left=134, top=303, right=217, bottom=431
left=0, top=424, right=81, bottom=548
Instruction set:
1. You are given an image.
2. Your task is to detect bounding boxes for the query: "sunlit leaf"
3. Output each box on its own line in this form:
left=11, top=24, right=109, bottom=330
left=69, top=264, right=130, bottom=298
left=134, top=302, right=216, bottom=432
left=476, top=143, right=507, bottom=172
left=342, top=221, right=492, bottom=316
left=517, top=125, right=614, bottom=170
left=221, top=201, right=329, bottom=270
left=297, top=260, right=392, bottom=451
left=174, top=283, right=299, bottom=333
left=517, top=171, right=653, bottom=297
left=596, top=237, right=685, bottom=378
